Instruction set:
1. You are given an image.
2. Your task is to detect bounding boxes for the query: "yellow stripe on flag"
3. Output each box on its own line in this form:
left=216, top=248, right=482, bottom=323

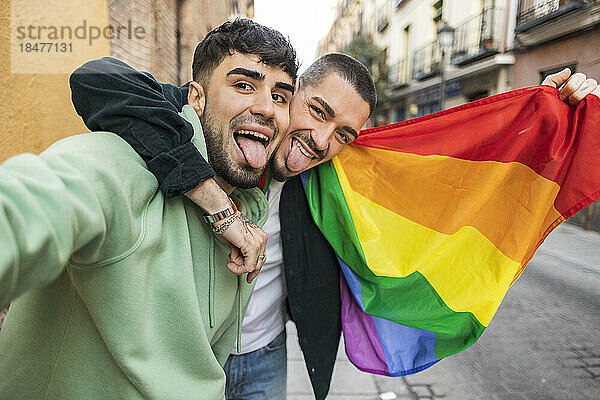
left=334, top=157, right=526, bottom=326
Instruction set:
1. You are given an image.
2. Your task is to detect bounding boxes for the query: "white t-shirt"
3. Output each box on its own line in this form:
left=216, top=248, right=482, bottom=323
left=231, top=179, right=287, bottom=354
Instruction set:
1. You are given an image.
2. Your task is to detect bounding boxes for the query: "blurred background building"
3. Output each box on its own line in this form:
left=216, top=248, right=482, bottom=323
left=318, top=0, right=600, bottom=121
left=318, top=0, right=600, bottom=229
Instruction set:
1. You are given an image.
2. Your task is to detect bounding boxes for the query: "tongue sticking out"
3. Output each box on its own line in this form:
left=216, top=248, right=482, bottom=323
left=286, top=139, right=312, bottom=172
left=236, top=136, right=267, bottom=169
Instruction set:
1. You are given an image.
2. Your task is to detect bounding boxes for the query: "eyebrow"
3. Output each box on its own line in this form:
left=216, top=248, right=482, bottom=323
left=340, top=126, right=359, bottom=140
left=312, top=96, right=359, bottom=139
left=313, top=96, right=336, bottom=118
left=227, top=68, right=265, bottom=81
left=275, top=82, right=295, bottom=95
left=227, top=68, right=294, bottom=95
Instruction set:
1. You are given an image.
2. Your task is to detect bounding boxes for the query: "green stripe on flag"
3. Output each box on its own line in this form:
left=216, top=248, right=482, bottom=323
left=306, top=162, right=486, bottom=358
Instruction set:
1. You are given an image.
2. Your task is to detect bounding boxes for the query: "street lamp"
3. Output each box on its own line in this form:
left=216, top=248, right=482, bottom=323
left=437, top=21, right=455, bottom=110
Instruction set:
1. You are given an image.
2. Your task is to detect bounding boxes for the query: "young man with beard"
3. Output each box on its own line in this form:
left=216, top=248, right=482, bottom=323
left=0, top=19, right=297, bottom=399
left=69, top=50, right=597, bottom=400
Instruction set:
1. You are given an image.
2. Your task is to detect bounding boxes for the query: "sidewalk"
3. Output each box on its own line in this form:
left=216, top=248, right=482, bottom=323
left=285, top=222, right=600, bottom=399
left=286, top=321, right=387, bottom=400
left=536, top=222, right=600, bottom=273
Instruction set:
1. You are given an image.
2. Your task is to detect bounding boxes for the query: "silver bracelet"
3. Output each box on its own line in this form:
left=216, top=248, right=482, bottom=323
left=203, top=198, right=238, bottom=224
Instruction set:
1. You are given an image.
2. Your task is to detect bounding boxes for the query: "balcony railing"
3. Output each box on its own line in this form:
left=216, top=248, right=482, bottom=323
left=389, top=59, right=411, bottom=87
left=451, top=6, right=505, bottom=65
left=516, top=0, right=596, bottom=28
left=412, top=41, right=441, bottom=80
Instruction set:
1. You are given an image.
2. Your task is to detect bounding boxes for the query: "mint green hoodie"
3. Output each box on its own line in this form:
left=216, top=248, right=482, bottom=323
left=0, top=106, right=268, bottom=399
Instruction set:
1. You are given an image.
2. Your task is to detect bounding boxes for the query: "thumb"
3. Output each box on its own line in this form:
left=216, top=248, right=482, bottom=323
left=541, top=68, right=571, bottom=88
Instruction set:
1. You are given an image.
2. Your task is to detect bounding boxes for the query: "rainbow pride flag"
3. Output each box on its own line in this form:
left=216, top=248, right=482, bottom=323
left=302, top=86, right=600, bottom=376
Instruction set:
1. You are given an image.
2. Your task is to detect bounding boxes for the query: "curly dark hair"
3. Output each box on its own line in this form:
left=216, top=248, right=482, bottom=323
left=192, top=19, right=299, bottom=86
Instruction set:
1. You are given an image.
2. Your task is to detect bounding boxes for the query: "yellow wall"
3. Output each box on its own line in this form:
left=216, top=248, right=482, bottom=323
left=0, top=0, right=110, bottom=162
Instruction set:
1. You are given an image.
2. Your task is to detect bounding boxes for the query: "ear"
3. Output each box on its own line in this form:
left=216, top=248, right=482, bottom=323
left=188, top=81, right=206, bottom=116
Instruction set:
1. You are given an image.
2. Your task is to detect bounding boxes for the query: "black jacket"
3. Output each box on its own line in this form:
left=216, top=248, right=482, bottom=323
left=70, top=57, right=341, bottom=400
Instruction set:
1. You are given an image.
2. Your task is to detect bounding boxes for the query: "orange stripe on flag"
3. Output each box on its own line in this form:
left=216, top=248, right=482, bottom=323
left=338, top=145, right=564, bottom=264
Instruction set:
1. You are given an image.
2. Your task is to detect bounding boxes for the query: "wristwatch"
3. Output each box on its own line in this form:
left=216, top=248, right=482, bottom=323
left=203, top=198, right=238, bottom=224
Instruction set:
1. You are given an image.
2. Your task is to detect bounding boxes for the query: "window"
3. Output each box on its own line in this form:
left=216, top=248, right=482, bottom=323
left=433, top=0, right=444, bottom=22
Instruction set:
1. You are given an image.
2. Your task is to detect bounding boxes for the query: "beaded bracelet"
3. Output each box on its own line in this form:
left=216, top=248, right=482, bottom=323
left=211, top=212, right=240, bottom=235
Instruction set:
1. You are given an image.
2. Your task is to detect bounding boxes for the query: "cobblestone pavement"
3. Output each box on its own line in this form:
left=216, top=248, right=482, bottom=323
left=287, top=223, right=600, bottom=399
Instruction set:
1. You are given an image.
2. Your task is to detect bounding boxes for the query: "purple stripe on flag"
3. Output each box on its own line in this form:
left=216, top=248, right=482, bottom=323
left=340, top=273, right=390, bottom=375
left=339, top=258, right=440, bottom=376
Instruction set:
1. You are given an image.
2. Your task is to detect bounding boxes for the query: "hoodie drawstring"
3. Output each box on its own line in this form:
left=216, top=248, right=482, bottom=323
left=208, top=236, right=215, bottom=328
left=236, top=275, right=242, bottom=353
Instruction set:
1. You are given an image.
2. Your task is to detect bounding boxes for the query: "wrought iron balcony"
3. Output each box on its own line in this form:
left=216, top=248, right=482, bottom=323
left=412, top=41, right=441, bottom=81
left=451, top=6, right=505, bottom=65
left=389, top=59, right=411, bottom=87
left=516, top=0, right=597, bottom=29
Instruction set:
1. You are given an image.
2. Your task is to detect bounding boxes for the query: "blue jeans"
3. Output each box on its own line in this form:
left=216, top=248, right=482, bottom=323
left=224, top=330, right=287, bottom=400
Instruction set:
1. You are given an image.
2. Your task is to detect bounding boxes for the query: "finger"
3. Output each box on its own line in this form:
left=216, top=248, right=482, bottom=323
left=247, top=269, right=260, bottom=284
left=568, top=78, right=598, bottom=106
left=541, top=68, right=571, bottom=88
left=227, top=262, right=248, bottom=275
left=559, top=72, right=586, bottom=101
left=591, top=85, right=600, bottom=99
left=229, top=246, right=243, bottom=266
left=239, top=236, right=260, bottom=273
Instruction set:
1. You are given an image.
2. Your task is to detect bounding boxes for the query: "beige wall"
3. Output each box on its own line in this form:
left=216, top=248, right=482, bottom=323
left=0, top=0, right=109, bottom=162
left=1, top=0, right=253, bottom=162
left=513, top=28, right=600, bottom=88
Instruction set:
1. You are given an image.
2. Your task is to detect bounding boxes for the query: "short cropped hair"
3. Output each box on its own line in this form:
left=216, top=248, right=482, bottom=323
left=192, top=19, right=299, bottom=86
left=299, top=53, right=377, bottom=115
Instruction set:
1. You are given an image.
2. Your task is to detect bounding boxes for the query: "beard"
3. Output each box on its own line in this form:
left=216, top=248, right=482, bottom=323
left=269, top=153, right=293, bottom=182
left=200, top=108, right=267, bottom=189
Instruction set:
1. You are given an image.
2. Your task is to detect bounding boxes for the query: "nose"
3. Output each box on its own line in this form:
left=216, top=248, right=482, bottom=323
left=249, top=90, right=275, bottom=119
left=311, top=124, right=335, bottom=152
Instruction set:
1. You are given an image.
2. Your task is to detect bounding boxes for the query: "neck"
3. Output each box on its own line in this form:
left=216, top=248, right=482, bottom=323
left=214, top=175, right=235, bottom=195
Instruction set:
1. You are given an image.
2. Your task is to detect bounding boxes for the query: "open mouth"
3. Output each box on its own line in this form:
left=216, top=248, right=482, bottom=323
left=285, top=137, right=318, bottom=172
left=234, top=129, right=270, bottom=144
left=234, top=129, right=270, bottom=169
left=296, top=139, right=316, bottom=159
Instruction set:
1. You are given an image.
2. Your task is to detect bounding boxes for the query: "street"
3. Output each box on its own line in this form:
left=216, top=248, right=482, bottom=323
left=286, top=223, right=600, bottom=400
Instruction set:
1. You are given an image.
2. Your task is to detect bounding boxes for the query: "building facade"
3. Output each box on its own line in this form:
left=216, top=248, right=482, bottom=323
left=320, top=0, right=519, bottom=123
left=512, top=0, right=600, bottom=229
left=512, top=0, right=600, bottom=87
left=319, top=0, right=599, bottom=123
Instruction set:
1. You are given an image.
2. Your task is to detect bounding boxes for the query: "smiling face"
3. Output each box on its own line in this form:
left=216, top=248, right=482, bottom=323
left=270, top=73, right=371, bottom=181
left=195, top=52, right=294, bottom=188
